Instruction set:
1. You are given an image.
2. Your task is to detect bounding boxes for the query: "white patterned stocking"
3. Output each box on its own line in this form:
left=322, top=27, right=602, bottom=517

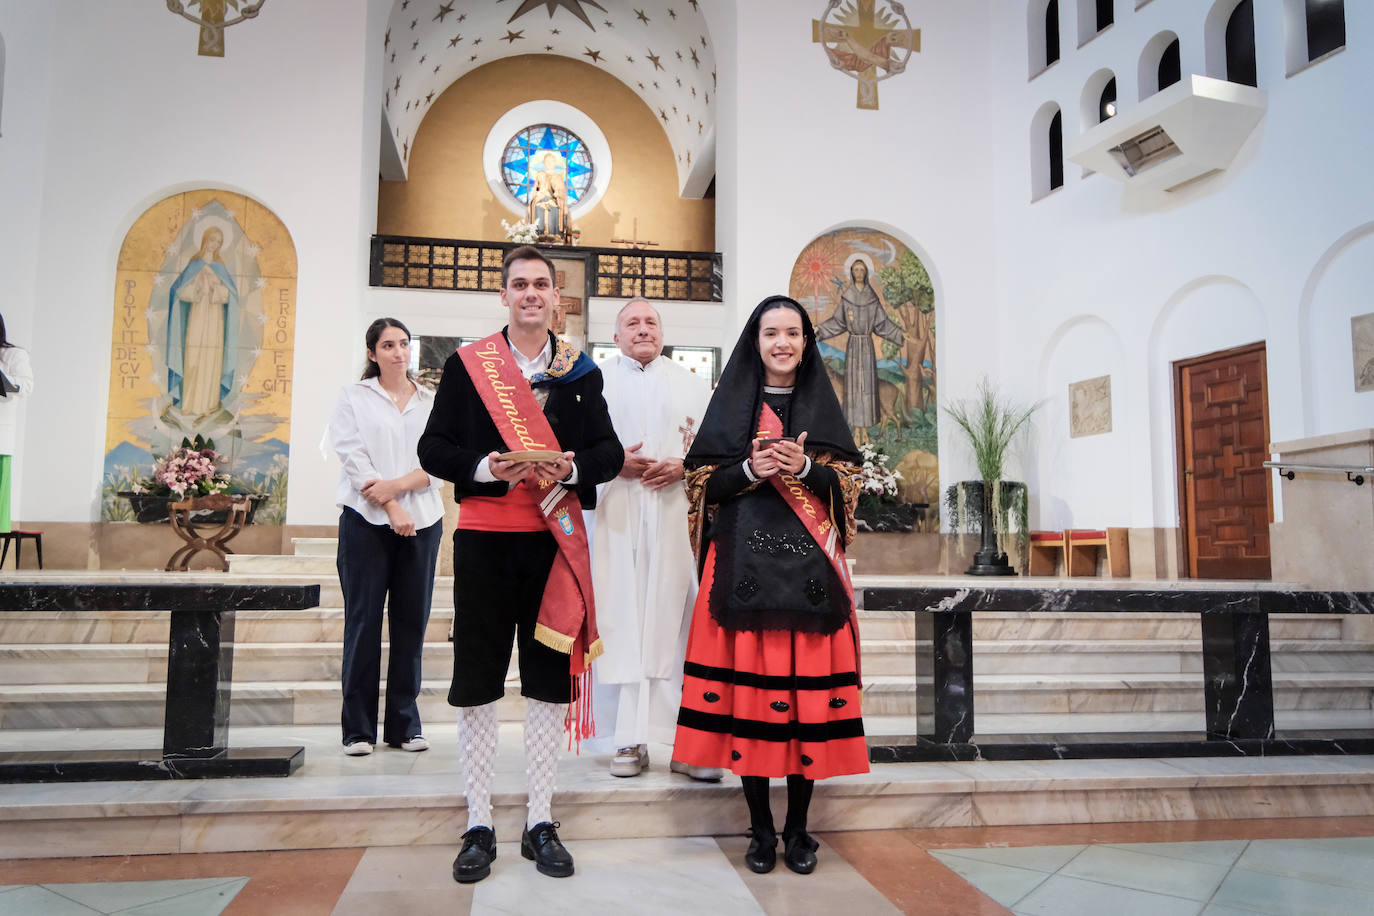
left=457, top=701, right=499, bottom=831
left=524, top=699, right=566, bottom=827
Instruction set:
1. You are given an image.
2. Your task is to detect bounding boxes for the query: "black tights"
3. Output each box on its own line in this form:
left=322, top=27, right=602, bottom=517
left=740, top=774, right=815, bottom=838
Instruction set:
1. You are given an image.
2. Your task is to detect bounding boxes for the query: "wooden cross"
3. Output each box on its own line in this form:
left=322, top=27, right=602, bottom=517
left=610, top=218, right=660, bottom=249
left=812, top=0, right=920, bottom=110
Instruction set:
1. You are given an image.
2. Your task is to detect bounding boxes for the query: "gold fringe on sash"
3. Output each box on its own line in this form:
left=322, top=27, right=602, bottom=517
left=584, top=637, right=604, bottom=666
left=533, top=622, right=577, bottom=655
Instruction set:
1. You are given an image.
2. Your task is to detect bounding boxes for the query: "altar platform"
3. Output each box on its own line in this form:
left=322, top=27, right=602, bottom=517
left=2, top=569, right=1373, bottom=863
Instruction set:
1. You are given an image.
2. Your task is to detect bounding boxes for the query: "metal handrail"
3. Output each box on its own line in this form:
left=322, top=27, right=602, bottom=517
left=1263, top=461, right=1371, bottom=486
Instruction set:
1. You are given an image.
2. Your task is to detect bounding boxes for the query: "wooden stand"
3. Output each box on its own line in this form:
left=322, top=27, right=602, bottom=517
left=166, top=494, right=255, bottom=572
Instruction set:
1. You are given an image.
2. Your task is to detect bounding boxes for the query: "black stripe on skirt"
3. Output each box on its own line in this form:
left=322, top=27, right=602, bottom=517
left=677, top=707, right=865, bottom=743
left=683, top=662, right=859, bottom=691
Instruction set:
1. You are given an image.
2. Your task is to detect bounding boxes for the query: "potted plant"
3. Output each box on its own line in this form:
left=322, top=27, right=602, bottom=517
left=855, top=443, right=919, bottom=532
left=943, top=378, right=1039, bottom=575
left=118, top=436, right=264, bottom=524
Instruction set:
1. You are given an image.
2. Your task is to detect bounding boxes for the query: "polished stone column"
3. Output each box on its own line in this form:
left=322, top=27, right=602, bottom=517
left=163, top=608, right=235, bottom=758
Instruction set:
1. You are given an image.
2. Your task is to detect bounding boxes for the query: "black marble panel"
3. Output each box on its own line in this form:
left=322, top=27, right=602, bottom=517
left=0, top=583, right=321, bottom=612
left=0, top=747, right=304, bottom=782
left=862, top=584, right=1374, bottom=615
left=1202, top=611, right=1275, bottom=741
left=930, top=611, right=974, bottom=743
left=164, top=609, right=235, bottom=758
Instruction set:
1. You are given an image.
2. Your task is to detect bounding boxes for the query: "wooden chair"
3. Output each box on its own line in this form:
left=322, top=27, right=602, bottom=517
left=1064, top=528, right=1130, bottom=577
left=1027, top=530, right=1064, bottom=575
left=0, top=529, right=43, bottom=570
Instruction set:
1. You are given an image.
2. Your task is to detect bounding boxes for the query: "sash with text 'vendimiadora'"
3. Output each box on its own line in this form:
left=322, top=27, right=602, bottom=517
left=458, top=333, right=603, bottom=738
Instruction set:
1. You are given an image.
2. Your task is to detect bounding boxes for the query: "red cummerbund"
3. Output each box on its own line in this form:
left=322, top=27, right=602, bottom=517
left=457, top=483, right=545, bottom=532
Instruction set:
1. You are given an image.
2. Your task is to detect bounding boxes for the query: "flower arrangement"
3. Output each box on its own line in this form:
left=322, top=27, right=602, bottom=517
left=133, top=435, right=233, bottom=499
left=858, top=443, right=903, bottom=509
left=501, top=219, right=539, bottom=244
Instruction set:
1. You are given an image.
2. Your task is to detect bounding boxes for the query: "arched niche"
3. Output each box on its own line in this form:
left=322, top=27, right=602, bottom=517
left=1146, top=276, right=1268, bottom=520
left=1030, top=100, right=1064, bottom=200
left=1204, top=0, right=1258, bottom=87
left=101, top=189, right=298, bottom=526
left=1028, top=0, right=1061, bottom=77
left=1080, top=68, right=1118, bottom=129
left=1138, top=31, right=1182, bottom=99
left=1283, top=0, right=1346, bottom=74
left=787, top=225, right=940, bottom=506
left=1078, top=0, right=1114, bottom=47
left=1298, top=223, right=1374, bottom=436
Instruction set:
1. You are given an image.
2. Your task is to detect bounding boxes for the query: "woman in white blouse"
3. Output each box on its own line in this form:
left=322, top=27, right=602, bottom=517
left=0, top=314, right=34, bottom=534
left=329, top=318, right=444, bottom=757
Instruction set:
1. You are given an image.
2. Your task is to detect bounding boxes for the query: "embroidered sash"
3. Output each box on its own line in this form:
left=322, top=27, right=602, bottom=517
left=458, top=333, right=603, bottom=740
left=756, top=404, right=856, bottom=612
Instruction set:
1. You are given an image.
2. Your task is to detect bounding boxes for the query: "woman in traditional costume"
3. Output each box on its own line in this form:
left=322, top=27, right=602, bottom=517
left=673, top=296, right=867, bottom=875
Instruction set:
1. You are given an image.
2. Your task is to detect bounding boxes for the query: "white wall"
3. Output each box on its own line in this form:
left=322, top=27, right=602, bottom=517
left=990, top=0, right=1374, bottom=529
left=12, top=0, right=389, bottom=526
left=0, top=1, right=56, bottom=526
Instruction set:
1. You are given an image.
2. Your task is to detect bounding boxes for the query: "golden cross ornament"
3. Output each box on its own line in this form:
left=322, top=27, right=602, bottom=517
left=812, top=0, right=919, bottom=110
left=165, top=0, right=267, bottom=57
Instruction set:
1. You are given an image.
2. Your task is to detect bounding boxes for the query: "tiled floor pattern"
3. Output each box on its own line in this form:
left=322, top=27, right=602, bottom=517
left=2, top=818, right=1373, bottom=915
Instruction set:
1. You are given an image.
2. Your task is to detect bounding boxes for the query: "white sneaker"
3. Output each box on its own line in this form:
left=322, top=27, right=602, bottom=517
left=344, top=741, right=373, bottom=756
left=609, top=744, right=648, bottom=777
left=399, top=735, right=430, bottom=752
left=670, top=759, right=724, bottom=781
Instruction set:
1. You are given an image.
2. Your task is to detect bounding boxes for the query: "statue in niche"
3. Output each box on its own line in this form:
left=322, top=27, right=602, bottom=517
left=527, top=151, right=572, bottom=244
left=165, top=226, right=239, bottom=425
left=816, top=254, right=904, bottom=445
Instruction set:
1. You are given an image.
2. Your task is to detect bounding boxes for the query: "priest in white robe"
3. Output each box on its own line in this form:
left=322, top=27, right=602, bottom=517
left=591, top=299, right=718, bottom=779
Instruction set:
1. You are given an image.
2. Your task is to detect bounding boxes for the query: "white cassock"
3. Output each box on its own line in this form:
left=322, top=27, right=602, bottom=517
left=590, top=353, right=711, bottom=748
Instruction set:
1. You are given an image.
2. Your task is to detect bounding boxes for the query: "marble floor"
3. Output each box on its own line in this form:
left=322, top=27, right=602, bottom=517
left=2, top=819, right=1373, bottom=914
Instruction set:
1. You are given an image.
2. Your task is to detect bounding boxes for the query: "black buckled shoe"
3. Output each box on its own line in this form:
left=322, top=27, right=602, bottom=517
left=783, top=830, right=819, bottom=875
left=744, top=827, right=778, bottom=874
left=521, top=820, right=574, bottom=877
left=452, top=826, right=496, bottom=883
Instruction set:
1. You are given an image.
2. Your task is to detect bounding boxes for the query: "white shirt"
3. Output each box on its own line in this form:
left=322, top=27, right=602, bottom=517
left=472, top=336, right=580, bottom=485
left=0, top=346, right=34, bottom=456
left=328, top=377, right=444, bottom=529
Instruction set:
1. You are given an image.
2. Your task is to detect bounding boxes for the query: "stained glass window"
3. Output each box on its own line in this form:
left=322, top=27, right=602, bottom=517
left=501, top=124, right=594, bottom=206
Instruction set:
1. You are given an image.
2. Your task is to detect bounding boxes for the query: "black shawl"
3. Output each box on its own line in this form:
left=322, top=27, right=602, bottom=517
left=686, top=296, right=861, bottom=468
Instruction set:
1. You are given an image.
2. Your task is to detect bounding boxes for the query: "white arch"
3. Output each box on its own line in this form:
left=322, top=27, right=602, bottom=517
left=1079, top=67, right=1117, bottom=129
left=0, top=31, right=6, bottom=137
left=1030, top=100, right=1063, bottom=199
left=1027, top=0, right=1059, bottom=77
left=1145, top=274, right=1269, bottom=522
left=1204, top=0, right=1251, bottom=81
left=1296, top=220, right=1374, bottom=436
left=1137, top=30, right=1180, bottom=100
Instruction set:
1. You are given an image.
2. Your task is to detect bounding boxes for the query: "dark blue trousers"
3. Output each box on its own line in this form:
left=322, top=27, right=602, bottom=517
left=338, top=507, right=441, bottom=746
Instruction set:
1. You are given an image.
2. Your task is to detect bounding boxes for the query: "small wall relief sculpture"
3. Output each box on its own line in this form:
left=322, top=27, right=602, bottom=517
left=1069, top=374, right=1112, bottom=438
left=1353, top=312, right=1374, bottom=393
left=812, top=0, right=920, bottom=110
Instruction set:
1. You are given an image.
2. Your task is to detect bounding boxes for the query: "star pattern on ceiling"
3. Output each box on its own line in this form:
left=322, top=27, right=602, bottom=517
left=382, top=0, right=715, bottom=190
left=501, top=0, right=608, bottom=31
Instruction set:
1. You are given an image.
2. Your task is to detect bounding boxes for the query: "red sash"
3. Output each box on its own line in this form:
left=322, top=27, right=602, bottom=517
left=756, top=404, right=858, bottom=629
left=458, top=333, right=602, bottom=740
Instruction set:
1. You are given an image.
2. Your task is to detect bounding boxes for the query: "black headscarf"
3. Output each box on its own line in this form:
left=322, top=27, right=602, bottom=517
left=687, top=296, right=861, bottom=468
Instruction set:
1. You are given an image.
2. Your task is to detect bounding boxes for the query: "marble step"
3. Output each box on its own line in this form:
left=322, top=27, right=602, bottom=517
left=291, top=537, right=339, bottom=556
left=0, top=607, right=1344, bottom=646
left=6, top=722, right=1374, bottom=859
left=5, top=672, right=1374, bottom=729
left=8, top=638, right=1371, bottom=685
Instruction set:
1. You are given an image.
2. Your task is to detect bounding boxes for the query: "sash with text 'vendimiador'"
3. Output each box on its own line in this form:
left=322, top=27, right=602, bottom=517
left=458, top=333, right=603, bottom=739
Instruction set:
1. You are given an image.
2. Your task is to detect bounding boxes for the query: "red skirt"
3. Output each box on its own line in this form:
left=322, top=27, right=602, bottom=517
left=672, top=544, right=869, bottom=779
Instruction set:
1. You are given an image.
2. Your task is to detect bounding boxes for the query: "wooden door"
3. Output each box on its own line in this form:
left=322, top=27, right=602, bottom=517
left=1176, top=343, right=1273, bottom=579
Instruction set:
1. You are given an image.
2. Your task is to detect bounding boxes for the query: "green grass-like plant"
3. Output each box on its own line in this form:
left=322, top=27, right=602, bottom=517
left=943, top=376, right=1039, bottom=483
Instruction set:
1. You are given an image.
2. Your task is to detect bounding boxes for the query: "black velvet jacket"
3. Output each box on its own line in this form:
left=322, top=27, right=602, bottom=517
left=417, top=347, right=623, bottom=510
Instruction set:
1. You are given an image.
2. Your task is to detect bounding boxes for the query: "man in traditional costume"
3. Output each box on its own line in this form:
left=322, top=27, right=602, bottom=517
left=590, top=299, right=718, bottom=780
left=418, top=246, right=622, bottom=884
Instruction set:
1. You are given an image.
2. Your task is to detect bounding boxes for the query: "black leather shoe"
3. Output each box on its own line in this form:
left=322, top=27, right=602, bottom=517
left=783, top=831, right=819, bottom=875
left=744, top=828, right=778, bottom=873
left=521, top=821, right=574, bottom=877
left=452, top=826, right=496, bottom=883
